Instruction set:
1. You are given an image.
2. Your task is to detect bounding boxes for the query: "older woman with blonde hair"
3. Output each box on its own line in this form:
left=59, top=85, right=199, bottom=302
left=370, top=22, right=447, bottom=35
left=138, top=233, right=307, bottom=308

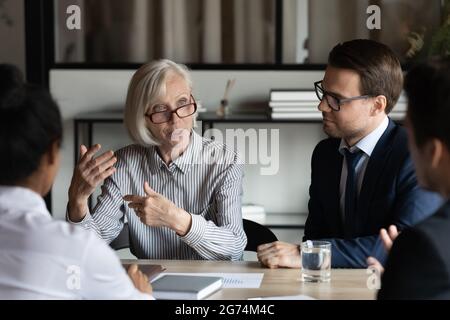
left=67, top=59, right=246, bottom=260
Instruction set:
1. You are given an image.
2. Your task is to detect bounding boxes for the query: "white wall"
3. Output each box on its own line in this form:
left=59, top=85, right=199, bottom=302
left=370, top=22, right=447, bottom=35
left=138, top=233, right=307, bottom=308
left=50, top=69, right=326, bottom=224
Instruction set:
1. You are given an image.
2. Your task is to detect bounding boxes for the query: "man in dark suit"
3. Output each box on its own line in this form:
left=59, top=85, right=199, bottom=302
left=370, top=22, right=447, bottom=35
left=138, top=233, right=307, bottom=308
left=257, top=39, right=443, bottom=268
left=370, top=60, right=450, bottom=299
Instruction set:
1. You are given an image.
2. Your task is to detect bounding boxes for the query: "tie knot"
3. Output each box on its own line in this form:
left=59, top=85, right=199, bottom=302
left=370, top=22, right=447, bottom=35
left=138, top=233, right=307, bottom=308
left=344, top=149, right=363, bottom=170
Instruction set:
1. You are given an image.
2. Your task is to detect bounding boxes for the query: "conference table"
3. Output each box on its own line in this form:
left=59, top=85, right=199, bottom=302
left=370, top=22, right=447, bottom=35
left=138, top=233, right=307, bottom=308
left=121, top=259, right=377, bottom=300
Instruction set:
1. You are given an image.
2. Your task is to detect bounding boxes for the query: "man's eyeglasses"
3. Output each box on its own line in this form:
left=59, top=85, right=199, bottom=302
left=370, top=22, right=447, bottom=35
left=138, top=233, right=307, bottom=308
left=314, top=80, right=374, bottom=111
left=146, top=95, right=197, bottom=124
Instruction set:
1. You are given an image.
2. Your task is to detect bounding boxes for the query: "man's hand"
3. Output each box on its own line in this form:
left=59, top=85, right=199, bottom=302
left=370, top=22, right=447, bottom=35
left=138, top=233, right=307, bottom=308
left=127, top=264, right=152, bottom=295
left=68, top=144, right=117, bottom=222
left=367, top=256, right=385, bottom=274
left=379, top=225, right=399, bottom=251
left=257, top=241, right=301, bottom=269
left=366, top=225, right=400, bottom=275
left=124, top=182, right=192, bottom=236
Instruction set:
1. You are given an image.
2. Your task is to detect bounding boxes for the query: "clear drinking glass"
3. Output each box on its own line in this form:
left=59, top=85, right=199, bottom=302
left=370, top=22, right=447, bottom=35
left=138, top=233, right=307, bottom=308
left=301, top=240, right=331, bottom=282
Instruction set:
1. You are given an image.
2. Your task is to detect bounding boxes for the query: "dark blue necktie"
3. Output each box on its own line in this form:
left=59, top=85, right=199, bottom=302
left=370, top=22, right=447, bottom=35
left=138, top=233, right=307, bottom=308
left=344, top=149, right=363, bottom=237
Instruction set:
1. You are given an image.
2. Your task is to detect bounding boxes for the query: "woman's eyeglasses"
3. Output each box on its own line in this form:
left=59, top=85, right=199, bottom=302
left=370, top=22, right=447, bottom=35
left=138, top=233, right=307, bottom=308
left=146, top=95, right=197, bottom=124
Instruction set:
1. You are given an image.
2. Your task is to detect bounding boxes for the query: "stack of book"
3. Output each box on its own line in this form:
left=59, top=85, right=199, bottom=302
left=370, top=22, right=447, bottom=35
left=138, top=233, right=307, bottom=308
left=269, top=89, right=407, bottom=121
left=269, top=89, right=320, bottom=120
left=390, top=93, right=407, bottom=121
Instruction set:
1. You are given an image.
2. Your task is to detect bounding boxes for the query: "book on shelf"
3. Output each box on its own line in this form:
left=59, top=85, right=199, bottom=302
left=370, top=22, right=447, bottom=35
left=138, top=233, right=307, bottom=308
left=271, top=111, right=405, bottom=121
left=269, top=101, right=318, bottom=108
left=389, top=112, right=406, bottom=121
left=270, top=107, right=319, bottom=113
left=271, top=112, right=322, bottom=120
left=270, top=89, right=317, bottom=102
left=151, top=275, right=223, bottom=300
left=393, top=102, right=407, bottom=112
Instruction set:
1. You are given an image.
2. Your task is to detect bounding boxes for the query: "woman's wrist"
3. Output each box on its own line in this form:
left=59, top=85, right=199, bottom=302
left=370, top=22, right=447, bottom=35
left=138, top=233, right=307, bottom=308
left=171, top=208, right=192, bottom=236
left=67, top=196, right=89, bottom=222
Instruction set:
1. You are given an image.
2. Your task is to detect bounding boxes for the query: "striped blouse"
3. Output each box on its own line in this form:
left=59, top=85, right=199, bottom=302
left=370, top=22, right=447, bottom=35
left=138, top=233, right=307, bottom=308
left=68, top=131, right=247, bottom=261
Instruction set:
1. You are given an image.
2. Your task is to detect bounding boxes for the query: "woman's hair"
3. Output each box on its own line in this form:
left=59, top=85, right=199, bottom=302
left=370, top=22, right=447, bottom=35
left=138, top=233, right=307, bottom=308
left=0, top=64, right=62, bottom=185
left=124, top=59, right=193, bottom=146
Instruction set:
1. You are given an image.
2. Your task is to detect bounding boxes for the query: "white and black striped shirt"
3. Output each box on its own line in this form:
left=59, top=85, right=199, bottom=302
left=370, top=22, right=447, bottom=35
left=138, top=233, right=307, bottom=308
left=69, top=131, right=246, bottom=261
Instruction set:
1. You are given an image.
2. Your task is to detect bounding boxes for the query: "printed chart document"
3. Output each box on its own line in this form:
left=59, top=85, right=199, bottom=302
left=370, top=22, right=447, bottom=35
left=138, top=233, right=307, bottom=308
left=152, top=272, right=264, bottom=289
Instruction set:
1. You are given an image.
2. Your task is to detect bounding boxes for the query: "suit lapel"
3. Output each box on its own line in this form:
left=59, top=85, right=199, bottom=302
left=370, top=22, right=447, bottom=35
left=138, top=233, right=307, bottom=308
left=357, top=119, right=398, bottom=223
left=327, top=140, right=345, bottom=235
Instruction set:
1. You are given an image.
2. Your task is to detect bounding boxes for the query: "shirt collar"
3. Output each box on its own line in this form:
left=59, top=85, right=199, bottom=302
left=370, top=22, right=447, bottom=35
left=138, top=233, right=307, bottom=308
left=172, top=130, right=202, bottom=174
left=0, top=186, right=49, bottom=218
left=148, top=130, right=202, bottom=175
left=339, top=116, right=389, bottom=157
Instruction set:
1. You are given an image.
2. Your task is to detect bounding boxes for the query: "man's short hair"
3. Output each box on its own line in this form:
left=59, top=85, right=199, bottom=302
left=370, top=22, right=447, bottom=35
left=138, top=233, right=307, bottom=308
left=405, top=59, right=450, bottom=149
left=328, top=39, right=404, bottom=114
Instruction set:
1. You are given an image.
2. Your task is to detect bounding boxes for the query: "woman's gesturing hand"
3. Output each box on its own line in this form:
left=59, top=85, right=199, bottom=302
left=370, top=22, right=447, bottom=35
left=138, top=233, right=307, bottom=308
left=124, top=182, right=192, bottom=236
left=68, top=144, right=117, bottom=222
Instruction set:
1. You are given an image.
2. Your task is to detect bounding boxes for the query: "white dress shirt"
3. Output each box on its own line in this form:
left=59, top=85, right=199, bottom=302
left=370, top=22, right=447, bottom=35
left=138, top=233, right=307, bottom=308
left=0, top=186, right=152, bottom=300
left=339, top=116, right=389, bottom=220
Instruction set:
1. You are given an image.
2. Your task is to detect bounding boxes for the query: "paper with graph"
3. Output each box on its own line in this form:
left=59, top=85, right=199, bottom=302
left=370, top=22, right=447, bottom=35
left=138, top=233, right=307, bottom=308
left=151, top=272, right=264, bottom=288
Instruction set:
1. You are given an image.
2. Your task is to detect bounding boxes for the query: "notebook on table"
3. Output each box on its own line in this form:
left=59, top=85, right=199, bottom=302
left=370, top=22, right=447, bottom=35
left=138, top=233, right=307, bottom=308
left=122, top=264, right=165, bottom=282
left=151, top=275, right=223, bottom=300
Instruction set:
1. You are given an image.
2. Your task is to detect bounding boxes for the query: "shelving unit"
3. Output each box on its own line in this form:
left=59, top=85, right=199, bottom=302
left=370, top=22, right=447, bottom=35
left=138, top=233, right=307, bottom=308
left=73, top=110, right=317, bottom=230
left=73, top=109, right=404, bottom=235
left=73, top=110, right=324, bottom=164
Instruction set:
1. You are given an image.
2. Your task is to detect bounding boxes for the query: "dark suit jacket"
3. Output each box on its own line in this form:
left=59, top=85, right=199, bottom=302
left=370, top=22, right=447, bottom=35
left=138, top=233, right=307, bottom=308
left=378, top=200, right=450, bottom=299
left=304, top=119, right=443, bottom=267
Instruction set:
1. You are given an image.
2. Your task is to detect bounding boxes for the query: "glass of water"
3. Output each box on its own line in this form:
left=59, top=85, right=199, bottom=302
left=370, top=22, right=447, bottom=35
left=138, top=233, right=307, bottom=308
left=301, top=240, right=332, bottom=283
